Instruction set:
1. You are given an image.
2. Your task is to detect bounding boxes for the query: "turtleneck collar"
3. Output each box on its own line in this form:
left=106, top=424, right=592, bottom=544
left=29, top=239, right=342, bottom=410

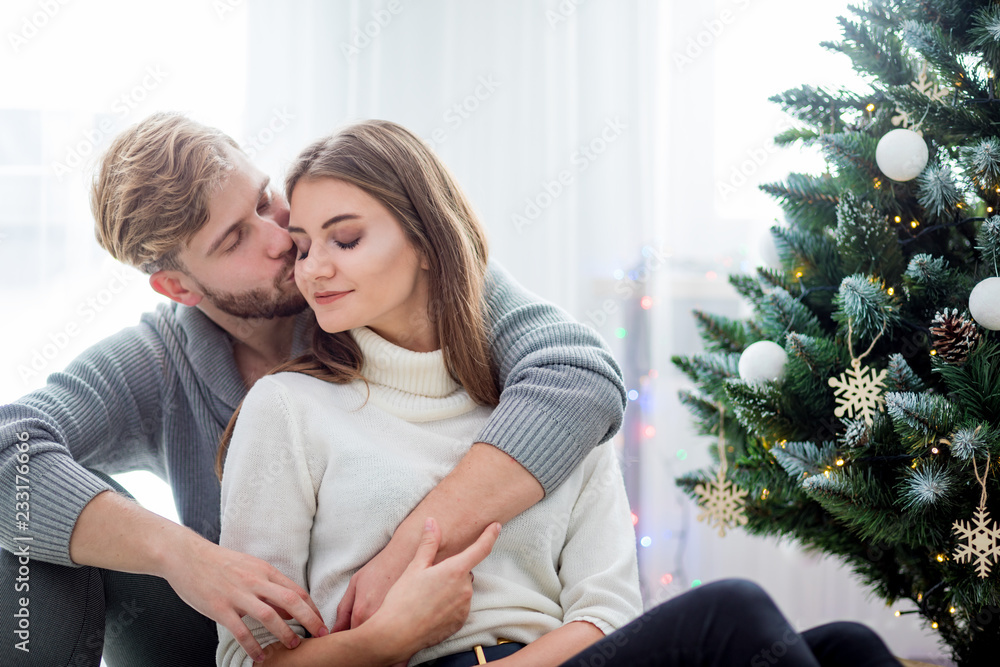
left=350, top=327, right=477, bottom=422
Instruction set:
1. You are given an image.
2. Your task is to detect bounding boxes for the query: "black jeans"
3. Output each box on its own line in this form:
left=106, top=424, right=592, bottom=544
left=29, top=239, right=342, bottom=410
left=558, top=579, right=902, bottom=667
left=0, top=473, right=217, bottom=667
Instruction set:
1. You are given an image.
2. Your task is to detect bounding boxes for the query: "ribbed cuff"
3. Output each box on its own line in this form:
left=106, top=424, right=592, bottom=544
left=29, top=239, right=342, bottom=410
left=3, top=451, right=114, bottom=566
left=475, top=397, right=585, bottom=494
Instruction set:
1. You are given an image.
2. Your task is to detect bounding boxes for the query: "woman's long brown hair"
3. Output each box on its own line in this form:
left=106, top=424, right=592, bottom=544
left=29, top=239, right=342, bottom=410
left=216, top=120, right=499, bottom=479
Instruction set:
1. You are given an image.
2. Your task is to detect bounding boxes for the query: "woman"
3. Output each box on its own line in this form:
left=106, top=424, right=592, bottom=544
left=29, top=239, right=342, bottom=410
left=216, top=120, right=904, bottom=667
left=215, top=120, right=641, bottom=667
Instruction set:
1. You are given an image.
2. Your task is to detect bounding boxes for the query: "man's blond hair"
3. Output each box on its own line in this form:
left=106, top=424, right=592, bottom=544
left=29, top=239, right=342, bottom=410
left=91, top=112, right=240, bottom=274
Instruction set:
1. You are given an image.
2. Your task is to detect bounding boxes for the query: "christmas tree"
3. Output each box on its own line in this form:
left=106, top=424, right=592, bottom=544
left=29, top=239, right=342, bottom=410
left=673, top=2, right=1000, bottom=664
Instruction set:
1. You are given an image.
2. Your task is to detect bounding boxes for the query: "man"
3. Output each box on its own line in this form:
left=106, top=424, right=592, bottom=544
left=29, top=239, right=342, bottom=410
left=0, top=112, right=626, bottom=666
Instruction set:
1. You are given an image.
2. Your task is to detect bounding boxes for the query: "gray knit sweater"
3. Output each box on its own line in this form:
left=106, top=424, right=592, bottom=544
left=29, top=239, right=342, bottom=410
left=0, top=261, right=625, bottom=566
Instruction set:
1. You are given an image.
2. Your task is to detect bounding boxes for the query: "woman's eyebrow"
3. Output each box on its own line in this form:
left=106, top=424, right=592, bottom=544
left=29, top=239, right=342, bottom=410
left=287, top=213, right=360, bottom=234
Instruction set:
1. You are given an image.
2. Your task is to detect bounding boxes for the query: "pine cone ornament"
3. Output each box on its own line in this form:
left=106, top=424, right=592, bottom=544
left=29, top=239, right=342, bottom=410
left=930, top=308, right=980, bottom=364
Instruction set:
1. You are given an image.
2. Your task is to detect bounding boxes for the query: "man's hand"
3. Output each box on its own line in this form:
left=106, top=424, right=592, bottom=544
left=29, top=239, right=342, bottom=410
left=68, top=490, right=328, bottom=664
left=161, top=531, right=328, bottom=662
left=333, top=533, right=412, bottom=632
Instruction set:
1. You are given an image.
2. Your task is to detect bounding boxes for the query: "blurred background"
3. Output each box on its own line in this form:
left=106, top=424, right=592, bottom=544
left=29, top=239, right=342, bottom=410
left=0, top=0, right=949, bottom=663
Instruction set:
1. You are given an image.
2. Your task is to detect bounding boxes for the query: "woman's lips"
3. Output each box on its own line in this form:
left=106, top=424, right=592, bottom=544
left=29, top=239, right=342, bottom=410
left=314, top=290, right=351, bottom=305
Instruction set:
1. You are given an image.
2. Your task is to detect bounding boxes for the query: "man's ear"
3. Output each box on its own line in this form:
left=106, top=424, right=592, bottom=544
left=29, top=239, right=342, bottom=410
left=149, top=270, right=204, bottom=307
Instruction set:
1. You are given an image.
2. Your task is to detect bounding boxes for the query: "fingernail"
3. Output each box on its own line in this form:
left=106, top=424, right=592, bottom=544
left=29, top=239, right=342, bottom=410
left=424, top=518, right=434, bottom=531
left=253, top=653, right=265, bottom=663
left=290, top=637, right=300, bottom=649
left=317, top=627, right=329, bottom=637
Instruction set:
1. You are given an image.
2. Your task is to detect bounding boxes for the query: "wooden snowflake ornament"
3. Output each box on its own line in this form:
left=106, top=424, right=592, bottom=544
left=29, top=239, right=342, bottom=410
left=952, top=454, right=1000, bottom=579
left=829, top=318, right=888, bottom=426
left=952, top=505, right=1000, bottom=578
left=693, top=406, right=749, bottom=537
left=828, top=359, right=888, bottom=426
left=694, top=474, right=749, bottom=537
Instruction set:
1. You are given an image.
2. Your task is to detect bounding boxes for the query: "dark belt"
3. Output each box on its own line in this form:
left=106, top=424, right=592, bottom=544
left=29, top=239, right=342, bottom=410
left=413, top=641, right=526, bottom=667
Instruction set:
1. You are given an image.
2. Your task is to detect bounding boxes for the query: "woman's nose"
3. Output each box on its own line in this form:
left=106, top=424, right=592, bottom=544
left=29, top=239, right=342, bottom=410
left=300, top=246, right=333, bottom=280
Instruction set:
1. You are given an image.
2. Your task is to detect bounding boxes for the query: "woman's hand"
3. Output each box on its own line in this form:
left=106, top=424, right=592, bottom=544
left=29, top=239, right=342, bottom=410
left=364, top=518, right=501, bottom=663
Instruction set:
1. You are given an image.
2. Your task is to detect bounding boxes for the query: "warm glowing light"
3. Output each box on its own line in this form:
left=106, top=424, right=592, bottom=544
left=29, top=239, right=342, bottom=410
left=932, top=622, right=939, bottom=629
left=910, top=220, right=919, bottom=228
left=873, top=178, right=882, bottom=189
left=930, top=349, right=938, bottom=356
left=957, top=202, right=964, bottom=209
left=761, top=488, right=769, bottom=500
left=894, top=215, right=901, bottom=223
left=989, top=207, right=994, bottom=213
left=932, top=447, right=939, bottom=455
left=836, top=459, right=845, bottom=466
left=661, top=573, right=674, bottom=585
left=936, top=553, right=946, bottom=562
left=631, top=512, right=639, bottom=526
left=895, top=610, right=901, bottom=617
left=640, top=295, right=653, bottom=310
left=795, top=270, right=804, bottom=278
left=917, top=593, right=923, bottom=602
left=950, top=607, right=957, bottom=614
left=887, top=287, right=895, bottom=296
left=643, top=425, right=656, bottom=438
left=866, top=103, right=875, bottom=112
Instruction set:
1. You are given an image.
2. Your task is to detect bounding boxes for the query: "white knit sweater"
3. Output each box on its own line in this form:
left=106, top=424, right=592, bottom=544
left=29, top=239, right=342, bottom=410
left=216, top=327, right=641, bottom=667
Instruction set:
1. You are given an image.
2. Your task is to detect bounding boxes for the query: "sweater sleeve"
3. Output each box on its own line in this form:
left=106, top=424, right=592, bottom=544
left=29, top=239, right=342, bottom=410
left=0, top=316, right=170, bottom=566
left=557, top=443, right=642, bottom=635
left=477, top=259, right=626, bottom=494
left=216, top=375, right=318, bottom=667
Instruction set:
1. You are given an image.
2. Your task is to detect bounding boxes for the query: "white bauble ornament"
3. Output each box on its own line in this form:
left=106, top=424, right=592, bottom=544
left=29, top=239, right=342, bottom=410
left=969, top=277, right=1000, bottom=331
left=875, top=129, right=929, bottom=182
left=738, top=341, right=788, bottom=383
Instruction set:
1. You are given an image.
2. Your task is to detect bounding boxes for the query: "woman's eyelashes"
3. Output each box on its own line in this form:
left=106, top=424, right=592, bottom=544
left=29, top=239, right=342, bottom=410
left=295, top=236, right=360, bottom=260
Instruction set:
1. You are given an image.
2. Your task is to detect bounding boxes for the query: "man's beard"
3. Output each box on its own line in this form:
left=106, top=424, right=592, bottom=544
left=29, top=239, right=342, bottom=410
left=197, top=268, right=308, bottom=320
